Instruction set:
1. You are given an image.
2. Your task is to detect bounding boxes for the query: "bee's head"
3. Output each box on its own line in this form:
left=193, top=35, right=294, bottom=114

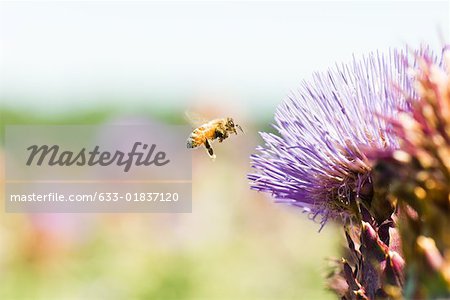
left=226, top=117, right=243, bottom=134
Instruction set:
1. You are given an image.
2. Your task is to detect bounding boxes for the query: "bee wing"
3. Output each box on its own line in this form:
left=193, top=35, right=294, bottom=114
left=184, top=111, right=209, bottom=128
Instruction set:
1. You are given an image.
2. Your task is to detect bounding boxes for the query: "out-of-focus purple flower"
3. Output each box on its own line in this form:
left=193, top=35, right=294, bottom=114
left=372, top=48, right=450, bottom=298
left=248, top=50, right=414, bottom=227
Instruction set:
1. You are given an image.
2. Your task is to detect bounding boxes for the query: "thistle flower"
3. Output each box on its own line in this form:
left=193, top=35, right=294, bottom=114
left=249, top=50, right=413, bottom=227
left=247, top=47, right=448, bottom=299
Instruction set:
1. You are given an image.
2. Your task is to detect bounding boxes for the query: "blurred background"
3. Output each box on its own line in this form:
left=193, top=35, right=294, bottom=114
left=0, top=1, right=448, bottom=299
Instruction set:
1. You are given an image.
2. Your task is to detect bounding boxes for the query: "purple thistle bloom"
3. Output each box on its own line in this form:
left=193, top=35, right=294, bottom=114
left=249, top=50, right=414, bottom=227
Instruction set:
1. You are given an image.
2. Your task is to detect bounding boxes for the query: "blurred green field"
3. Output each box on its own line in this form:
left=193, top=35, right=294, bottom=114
left=0, top=108, right=340, bottom=299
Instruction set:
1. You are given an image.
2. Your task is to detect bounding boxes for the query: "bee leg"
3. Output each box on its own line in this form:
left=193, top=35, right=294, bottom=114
left=222, top=132, right=229, bottom=142
left=215, top=129, right=228, bottom=143
left=204, top=139, right=216, bottom=159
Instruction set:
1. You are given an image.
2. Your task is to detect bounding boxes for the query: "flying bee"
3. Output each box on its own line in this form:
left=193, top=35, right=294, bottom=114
left=186, top=116, right=243, bottom=159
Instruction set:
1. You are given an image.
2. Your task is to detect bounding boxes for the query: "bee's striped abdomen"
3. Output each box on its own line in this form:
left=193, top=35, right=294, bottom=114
left=186, top=136, right=195, bottom=148
left=186, top=123, right=218, bottom=150
left=187, top=127, right=206, bottom=148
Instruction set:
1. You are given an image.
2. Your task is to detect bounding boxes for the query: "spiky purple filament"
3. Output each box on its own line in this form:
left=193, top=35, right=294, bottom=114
left=249, top=50, right=414, bottom=227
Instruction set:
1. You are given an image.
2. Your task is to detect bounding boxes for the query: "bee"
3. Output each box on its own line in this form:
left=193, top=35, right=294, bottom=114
left=186, top=116, right=243, bottom=159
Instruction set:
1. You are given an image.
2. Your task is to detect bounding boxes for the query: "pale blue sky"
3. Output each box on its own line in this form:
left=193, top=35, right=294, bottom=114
left=0, top=1, right=449, bottom=113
